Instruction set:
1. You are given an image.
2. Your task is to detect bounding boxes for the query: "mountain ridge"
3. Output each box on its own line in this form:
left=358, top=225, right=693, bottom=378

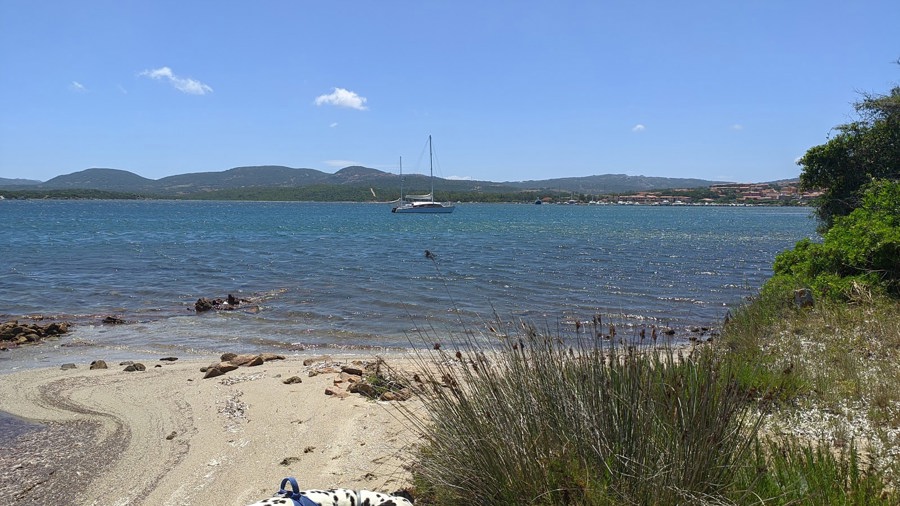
left=1, top=166, right=734, bottom=196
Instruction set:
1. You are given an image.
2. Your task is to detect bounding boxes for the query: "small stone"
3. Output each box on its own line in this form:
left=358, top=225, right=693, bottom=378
left=279, top=456, right=301, bottom=466
left=220, top=352, right=237, bottom=362
left=89, top=360, right=108, bottom=370
left=160, top=357, right=178, bottom=362
left=283, top=376, right=303, bottom=385
left=123, top=363, right=146, bottom=372
left=165, top=431, right=177, bottom=440
left=61, top=363, right=77, bottom=370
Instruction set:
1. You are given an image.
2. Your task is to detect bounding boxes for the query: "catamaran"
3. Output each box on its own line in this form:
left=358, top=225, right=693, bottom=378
left=392, top=135, right=455, bottom=214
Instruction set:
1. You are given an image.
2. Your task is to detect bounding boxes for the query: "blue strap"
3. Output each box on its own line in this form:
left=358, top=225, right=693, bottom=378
left=275, top=477, right=319, bottom=506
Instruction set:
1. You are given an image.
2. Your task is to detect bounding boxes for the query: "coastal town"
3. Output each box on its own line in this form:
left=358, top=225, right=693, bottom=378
left=542, top=180, right=824, bottom=206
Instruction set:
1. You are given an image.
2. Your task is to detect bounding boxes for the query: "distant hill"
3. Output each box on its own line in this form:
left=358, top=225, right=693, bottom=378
left=0, top=177, right=41, bottom=186
left=1, top=166, right=729, bottom=197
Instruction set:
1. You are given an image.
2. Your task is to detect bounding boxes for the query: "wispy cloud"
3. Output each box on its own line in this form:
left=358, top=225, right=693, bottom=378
left=70, top=81, right=87, bottom=92
left=730, top=124, right=743, bottom=131
left=139, top=66, right=213, bottom=95
left=632, top=124, right=646, bottom=132
left=314, top=88, right=368, bottom=110
left=329, top=122, right=339, bottom=128
left=325, top=159, right=360, bottom=168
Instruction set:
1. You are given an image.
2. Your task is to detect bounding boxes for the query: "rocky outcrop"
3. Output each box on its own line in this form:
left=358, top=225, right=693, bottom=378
left=0, top=320, right=70, bottom=348
left=194, top=294, right=250, bottom=312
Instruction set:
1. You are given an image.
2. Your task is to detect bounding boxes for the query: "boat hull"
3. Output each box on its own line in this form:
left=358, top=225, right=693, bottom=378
left=392, top=204, right=455, bottom=213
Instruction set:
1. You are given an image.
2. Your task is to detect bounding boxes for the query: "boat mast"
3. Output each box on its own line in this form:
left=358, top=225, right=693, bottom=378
left=399, top=156, right=403, bottom=205
left=429, top=134, right=434, bottom=203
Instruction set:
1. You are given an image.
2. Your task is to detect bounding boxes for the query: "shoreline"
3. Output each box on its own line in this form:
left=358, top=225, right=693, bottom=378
left=0, top=354, right=422, bottom=505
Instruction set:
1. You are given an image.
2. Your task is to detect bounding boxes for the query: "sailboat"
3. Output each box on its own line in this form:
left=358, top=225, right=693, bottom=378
left=392, top=135, right=455, bottom=213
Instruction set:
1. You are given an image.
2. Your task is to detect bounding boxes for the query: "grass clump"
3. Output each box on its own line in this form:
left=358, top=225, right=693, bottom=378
left=399, top=306, right=897, bottom=504
left=402, top=323, right=760, bottom=505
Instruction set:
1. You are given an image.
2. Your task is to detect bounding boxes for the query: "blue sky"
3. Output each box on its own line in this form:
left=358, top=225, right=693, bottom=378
left=1, top=1, right=897, bottom=184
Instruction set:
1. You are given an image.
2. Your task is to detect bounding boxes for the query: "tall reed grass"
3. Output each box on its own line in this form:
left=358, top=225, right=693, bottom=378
left=399, top=321, right=760, bottom=505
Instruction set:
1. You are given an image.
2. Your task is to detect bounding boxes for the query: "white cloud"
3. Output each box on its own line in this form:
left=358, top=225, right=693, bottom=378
left=329, top=122, right=339, bottom=128
left=632, top=124, right=646, bottom=132
left=139, top=66, right=213, bottom=95
left=325, top=159, right=360, bottom=168
left=70, top=81, right=86, bottom=92
left=730, top=124, right=743, bottom=130
left=446, top=175, right=473, bottom=181
left=314, top=88, right=368, bottom=110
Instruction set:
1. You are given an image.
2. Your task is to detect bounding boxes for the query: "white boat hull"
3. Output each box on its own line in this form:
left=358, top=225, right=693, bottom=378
left=392, top=203, right=455, bottom=213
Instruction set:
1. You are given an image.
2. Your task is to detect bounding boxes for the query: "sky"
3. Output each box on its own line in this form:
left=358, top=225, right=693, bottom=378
left=1, top=1, right=898, bottom=184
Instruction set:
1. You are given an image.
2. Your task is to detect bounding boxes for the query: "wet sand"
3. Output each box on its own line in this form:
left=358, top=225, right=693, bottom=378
left=0, top=354, right=423, bottom=505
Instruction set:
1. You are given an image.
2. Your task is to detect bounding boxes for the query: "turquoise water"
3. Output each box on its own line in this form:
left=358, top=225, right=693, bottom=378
left=0, top=200, right=816, bottom=368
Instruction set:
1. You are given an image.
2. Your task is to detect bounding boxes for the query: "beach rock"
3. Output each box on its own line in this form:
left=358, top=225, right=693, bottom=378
left=379, top=389, right=412, bottom=402
left=282, top=376, right=303, bottom=385
left=160, top=356, right=178, bottom=362
left=103, top=316, right=126, bottom=324
left=61, top=363, right=77, bottom=370
left=90, top=360, right=108, bottom=370
left=260, top=353, right=285, bottom=362
left=195, top=297, right=215, bottom=312
left=230, top=354, right=264, bottom=367
left=195, top=295, right=250, bottom=313
left=123, top=363, right=146, bottom=372
left=202, top=362, right=239, bottom=379
left=203, top=367, right=226, bottom=379
left=341, top=365, right=365, bottom=377
left=349, top=382, right=378, bottom=398
left=303, top=355, right=332, bottom=366
left=325, top=385, right=349, bottom=398
left=794, top=288, right=815, bottom=308
left=220, top=352, right=238, bottom=362
left=338, top=371, right=363, bottom=384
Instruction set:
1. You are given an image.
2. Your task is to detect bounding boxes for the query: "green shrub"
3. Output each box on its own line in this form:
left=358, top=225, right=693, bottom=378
left=739, top=439, right=893, bottom=505
left=767, top=180, right=900, bottom=300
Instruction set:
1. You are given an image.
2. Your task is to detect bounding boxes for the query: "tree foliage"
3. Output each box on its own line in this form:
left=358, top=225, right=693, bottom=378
left=798, top=86, right=900, bottom=230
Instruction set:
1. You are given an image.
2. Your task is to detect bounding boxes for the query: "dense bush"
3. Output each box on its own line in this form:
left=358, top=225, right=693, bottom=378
left=768, top=180, right=900, bottom=300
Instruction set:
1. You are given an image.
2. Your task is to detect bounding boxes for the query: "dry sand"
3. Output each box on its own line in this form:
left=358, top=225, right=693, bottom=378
left=0, top=354, right=425, bottom=506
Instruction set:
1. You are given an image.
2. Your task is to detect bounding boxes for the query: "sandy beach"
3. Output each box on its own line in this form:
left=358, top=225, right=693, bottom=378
left=0, top=353, right=423, bottom=506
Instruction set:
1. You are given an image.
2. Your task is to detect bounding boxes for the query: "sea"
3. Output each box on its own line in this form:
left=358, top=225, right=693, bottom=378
left=0, top=200, right=818, bottom=371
